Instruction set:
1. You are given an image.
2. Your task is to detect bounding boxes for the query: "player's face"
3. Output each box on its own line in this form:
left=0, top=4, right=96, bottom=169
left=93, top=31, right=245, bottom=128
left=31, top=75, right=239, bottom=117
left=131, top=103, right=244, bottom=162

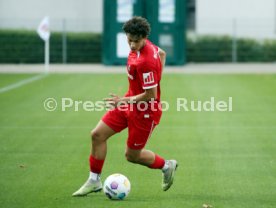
left=126, top=33, right=147, bottom=52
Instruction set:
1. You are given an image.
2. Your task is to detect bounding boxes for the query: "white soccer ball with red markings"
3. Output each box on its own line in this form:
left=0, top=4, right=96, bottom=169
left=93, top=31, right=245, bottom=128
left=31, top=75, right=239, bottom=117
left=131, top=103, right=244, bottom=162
left=103, top=173, right=131, bottom=200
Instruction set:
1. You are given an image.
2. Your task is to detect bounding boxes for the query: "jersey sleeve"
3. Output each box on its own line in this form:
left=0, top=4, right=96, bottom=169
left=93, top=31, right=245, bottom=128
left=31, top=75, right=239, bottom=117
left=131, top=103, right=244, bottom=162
left=137, top=62, right=158, bottom=90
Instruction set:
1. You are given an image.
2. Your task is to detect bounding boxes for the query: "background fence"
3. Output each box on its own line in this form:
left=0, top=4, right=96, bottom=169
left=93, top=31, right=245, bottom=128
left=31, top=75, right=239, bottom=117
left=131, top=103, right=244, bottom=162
left=0, top=18, right=276, bottom=64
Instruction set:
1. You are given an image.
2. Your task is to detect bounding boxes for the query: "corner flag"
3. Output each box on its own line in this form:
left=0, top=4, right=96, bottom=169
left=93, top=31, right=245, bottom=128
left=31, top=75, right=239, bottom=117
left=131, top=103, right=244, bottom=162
left=37, top=16, right=50, bottom=41
left=37, top=16, right=50, bottom=73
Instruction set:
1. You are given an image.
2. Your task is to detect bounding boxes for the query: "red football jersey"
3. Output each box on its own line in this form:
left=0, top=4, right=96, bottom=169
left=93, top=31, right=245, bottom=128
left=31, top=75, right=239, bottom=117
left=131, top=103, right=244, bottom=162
left=125, top=39, right=162, bottom=124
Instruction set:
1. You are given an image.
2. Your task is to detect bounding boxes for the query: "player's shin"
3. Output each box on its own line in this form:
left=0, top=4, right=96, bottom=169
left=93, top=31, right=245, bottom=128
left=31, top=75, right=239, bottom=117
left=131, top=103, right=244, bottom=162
left=148, top=154, right=165, bottom=169
left=89, top=155, right=104, bottom=181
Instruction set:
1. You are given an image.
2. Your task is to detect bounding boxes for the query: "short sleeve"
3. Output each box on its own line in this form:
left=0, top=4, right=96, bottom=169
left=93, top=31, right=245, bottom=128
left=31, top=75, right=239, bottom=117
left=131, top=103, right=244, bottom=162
left=137, top=62, right=158, bottom=90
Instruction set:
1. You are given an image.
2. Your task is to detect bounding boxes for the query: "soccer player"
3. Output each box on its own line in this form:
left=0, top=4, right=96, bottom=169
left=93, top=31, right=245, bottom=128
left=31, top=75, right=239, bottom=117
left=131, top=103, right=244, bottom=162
left=72, top=16, right=178, bottom=196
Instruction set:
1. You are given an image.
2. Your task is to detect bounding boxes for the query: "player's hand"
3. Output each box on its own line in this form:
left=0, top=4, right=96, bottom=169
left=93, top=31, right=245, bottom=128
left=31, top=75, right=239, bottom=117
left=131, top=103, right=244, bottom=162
left=103, top=93, right=124, bottom=107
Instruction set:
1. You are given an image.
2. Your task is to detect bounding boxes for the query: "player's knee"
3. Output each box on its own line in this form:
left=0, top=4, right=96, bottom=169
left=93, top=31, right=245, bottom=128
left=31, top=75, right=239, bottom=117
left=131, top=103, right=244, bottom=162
left=90, top=129, right=102, bottom=142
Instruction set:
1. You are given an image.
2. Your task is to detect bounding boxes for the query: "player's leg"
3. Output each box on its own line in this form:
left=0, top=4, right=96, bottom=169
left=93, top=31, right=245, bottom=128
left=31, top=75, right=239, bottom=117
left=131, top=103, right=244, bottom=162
left=89, top=120, right=117, bottom=179
left=125, top=147, right=177, bottom=191
left=125, top=119, right=163, bottom=167
left=126, top=119, right=178, bottom=191
left=72, top=120, right=117, bottom=196
left=125, top=147, right=162, bottom=167
left=73, top=109, right=128, bottom=196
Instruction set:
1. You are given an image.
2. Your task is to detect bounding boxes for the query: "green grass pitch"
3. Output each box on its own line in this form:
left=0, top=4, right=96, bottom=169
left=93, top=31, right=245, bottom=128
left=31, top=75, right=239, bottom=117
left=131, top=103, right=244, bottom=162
left=0, top=73, right=275, bottom=208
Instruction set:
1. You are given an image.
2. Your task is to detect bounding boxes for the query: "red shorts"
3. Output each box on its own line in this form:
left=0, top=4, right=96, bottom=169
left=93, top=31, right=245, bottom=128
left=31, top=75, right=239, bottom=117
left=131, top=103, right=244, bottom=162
left=102, top=108, right=156, bottom=150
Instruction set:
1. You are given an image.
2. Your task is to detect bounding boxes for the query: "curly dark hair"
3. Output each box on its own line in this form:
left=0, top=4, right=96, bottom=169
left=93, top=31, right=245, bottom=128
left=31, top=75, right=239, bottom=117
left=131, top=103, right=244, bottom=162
left=122, top=16, right=151, bottom=38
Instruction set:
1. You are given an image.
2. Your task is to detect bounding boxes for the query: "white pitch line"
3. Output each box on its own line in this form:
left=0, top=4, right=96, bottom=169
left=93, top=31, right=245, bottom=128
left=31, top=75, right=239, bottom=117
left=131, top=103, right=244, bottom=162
left=0, top=73, right=47, bottom=94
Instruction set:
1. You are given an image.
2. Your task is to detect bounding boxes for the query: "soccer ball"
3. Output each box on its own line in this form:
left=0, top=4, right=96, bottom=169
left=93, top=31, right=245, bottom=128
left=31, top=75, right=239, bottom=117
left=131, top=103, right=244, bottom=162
left=103, top=173, right=131, bottom=200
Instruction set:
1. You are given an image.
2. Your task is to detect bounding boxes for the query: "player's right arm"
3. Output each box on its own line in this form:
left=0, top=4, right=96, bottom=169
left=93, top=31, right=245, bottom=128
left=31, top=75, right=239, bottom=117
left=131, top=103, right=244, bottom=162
left=104, top=87, right=157, bottom=107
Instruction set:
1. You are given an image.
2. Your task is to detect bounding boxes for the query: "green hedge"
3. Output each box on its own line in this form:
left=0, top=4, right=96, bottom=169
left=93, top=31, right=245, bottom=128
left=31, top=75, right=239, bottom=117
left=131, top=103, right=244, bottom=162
left=1, top=30, right=276, bottom=63
left=0, top=30, right=101, bottom=63
left=187, top=36, right=232, bottom=62
left=186, top=35, right=276, bottom=62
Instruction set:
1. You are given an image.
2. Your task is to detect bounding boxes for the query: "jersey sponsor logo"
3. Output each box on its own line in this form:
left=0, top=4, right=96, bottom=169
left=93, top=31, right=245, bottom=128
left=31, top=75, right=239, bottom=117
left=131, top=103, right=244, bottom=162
left=143, top=72, right=154, bottom=84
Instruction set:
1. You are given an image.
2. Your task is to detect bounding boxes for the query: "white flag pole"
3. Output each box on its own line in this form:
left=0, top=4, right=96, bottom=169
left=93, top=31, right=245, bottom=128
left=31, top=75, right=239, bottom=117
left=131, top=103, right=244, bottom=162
left=45, top=39, right=49, bottom=73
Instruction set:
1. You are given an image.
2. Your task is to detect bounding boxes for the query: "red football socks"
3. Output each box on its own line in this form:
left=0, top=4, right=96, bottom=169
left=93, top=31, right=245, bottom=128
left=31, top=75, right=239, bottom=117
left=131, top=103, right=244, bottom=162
left=149, top=154, right=165, bottom=169
left=89, top=155, right=104, bottom=174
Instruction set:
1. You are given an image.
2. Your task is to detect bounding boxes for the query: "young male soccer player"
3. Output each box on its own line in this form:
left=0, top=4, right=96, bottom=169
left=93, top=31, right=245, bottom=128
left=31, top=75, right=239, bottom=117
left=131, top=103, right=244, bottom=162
left=72, top=16, right=178, bottom=196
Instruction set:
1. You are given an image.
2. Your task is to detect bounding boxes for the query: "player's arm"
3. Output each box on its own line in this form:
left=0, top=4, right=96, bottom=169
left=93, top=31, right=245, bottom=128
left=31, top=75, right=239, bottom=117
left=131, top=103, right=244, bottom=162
left=158, top=47, right=166, bottom=69
left=125, top=86, right=157, bottom=102
left=104, top=61, right=159, bottom=106
left=104, top=87, right=157, bottom=107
